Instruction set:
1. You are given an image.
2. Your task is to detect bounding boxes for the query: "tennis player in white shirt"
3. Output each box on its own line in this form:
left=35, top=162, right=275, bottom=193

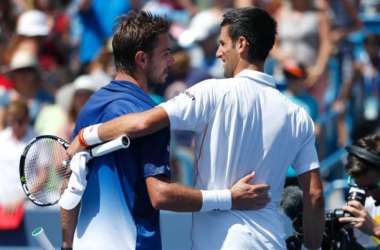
left=68, top=7, right=325, bottom=250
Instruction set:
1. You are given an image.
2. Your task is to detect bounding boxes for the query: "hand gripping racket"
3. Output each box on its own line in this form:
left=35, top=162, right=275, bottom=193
left=20, top=135, right=130, bottom=206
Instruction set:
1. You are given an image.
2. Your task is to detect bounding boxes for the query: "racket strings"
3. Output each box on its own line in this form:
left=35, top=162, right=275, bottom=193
left=23, top=138, right=70, bottom=204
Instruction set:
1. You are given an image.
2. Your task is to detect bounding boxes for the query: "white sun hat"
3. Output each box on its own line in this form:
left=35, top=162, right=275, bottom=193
left=2, top=51, right=42, bottom=77
left=17, top=10, right=50, bottom=37
left=8, top=51, right=39, bottom=71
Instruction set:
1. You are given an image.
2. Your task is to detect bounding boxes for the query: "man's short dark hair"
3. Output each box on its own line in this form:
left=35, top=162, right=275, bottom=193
left=112, top=10, right=170, bottom=76
left=220, top=7, right=277, bottom=62
left=346, top=133, right=380, bottom=177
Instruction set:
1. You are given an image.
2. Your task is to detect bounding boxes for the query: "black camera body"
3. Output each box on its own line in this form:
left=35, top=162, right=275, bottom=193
left=286, top=188, right=367, bottom=250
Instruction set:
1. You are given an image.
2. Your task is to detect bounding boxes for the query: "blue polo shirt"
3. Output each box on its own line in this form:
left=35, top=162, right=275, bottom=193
left=72, top=81, right=171, bottom=249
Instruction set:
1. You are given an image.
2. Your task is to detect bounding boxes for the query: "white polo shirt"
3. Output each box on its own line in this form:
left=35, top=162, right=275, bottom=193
left=159, top=69, right=319, bottom=249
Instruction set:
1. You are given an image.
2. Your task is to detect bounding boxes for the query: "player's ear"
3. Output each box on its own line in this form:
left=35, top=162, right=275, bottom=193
left=237, top=36, right=249, bottom=55
left=135, top=51, right=148, bottom=69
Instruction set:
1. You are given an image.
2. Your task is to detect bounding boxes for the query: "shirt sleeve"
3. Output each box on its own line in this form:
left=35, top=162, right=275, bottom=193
left=138, top=128, right=171, bottom=179
left=291, top=109, right=320, bottom=176
left=102, top=100, right=171, bottom=179
left=158, top=80, right=218, bottom=133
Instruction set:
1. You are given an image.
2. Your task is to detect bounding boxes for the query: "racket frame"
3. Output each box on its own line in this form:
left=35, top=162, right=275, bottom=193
left=20, top=135, right=70, bottom=207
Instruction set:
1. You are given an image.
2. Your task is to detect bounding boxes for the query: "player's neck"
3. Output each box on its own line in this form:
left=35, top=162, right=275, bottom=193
left=234, top=61, right=264, bottom=77
left=114, top=72, right=148, bottom=93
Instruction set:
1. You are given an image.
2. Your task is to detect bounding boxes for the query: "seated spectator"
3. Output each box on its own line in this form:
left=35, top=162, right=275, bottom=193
left=0, top=51, right=54, bottom=130
left=57, top=75, right=97, bottom=142
left=29, top=0, right=70, bottom=71
left=3, top=10, right=50, bottom=67
left=0, top=100, right=38, bottom=245
left=178, top=7, right=224, bottom=79
left=86, top=37, right=113, bottom=89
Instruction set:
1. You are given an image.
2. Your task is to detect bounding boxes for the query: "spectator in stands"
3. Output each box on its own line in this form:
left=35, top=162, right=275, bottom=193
left=271, top=0, right=332, bottom=112
left=86, top=37, right=113, bottom=89
left=333, top=32, right=380, bottom=146
left=283, top=60, right=319, bottom=121
left=57, top=75, right=97, bottom=142
left=0, top=51, right=54, bottom=130
left=75, top=0, right=137, bottom=73
left=28, top=0, right=71, bottom=71
left=2, top=10, right=50, bottom=67
left=179, top=7, right=224, bottom=79
left=317, top=0, right=363, bottom=84
left=0, top=100, right=38, bottom=245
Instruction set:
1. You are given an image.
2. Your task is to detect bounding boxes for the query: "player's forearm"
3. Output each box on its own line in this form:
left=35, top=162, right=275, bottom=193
left=148, top=179, right=202, bottom=212
left=302, top=195, right=325, bottom=249
left=61, top=205, right=80, bottom=247
left=98, top=107, right=170, bottom=141
left=147, top=173, right=269, bottom=212
left=298, top=169, right=325, bottom=249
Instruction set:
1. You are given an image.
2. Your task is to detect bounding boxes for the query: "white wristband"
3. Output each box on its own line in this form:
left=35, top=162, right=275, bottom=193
left=199, top=190, right=232, bottom=212
left=301, top=244, right=321, bottom=250
left=83, top=124, right=103, bottom=146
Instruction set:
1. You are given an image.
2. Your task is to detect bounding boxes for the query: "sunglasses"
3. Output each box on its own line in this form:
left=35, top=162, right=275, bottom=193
left=347, top=175, right=380, bottom=191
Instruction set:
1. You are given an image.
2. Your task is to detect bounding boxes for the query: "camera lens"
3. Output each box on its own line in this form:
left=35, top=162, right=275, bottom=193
left=346, top=187, right=366, bottom=206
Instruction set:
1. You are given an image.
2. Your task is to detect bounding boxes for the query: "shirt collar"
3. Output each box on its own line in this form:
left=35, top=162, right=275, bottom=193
left=235, top=69, right=276, bottom=88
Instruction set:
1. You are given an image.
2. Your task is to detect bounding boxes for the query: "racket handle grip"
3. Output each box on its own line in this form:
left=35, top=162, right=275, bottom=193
left=32, top=227, right=55, bottom=250
left=90, top=136, right=130, bottom=157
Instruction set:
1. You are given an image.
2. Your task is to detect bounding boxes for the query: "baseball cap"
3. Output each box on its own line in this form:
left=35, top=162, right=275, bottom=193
left=17, top=10, right=50, bottom=37
left=283, top=60, right=307, bottom=79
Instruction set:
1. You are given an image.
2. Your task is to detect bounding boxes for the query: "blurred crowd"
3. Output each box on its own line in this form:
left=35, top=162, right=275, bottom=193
left=0, top=0, right=380, bottom=244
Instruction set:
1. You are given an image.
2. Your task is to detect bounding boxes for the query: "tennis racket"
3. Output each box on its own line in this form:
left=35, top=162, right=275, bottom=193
left=20, top=135, right=130, bottom=206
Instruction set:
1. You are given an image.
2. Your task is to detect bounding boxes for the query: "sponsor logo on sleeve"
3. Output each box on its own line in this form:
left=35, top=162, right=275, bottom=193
left=183, top=91, right=195, bottom=100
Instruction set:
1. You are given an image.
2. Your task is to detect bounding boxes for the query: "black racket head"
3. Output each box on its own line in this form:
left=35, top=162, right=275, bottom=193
left=20, top=135, right=71, bottom=206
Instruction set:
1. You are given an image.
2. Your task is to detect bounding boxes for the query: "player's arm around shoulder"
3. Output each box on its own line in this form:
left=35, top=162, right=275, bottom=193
left=66, top=107, right=170, bottom=158
left=145, top=172, right=271, bottom=212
